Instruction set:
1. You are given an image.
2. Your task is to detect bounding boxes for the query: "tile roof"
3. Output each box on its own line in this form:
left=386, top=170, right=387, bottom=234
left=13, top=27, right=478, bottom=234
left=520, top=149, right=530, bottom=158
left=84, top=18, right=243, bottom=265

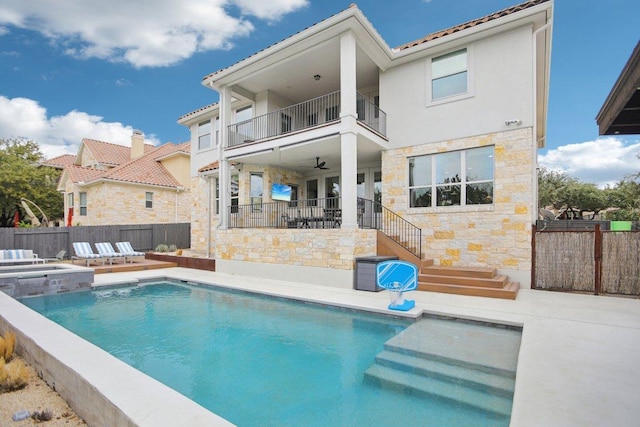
left=178, top=102, right=219, bottom=122
left=197, top=160, right=237, bottom=173
left=41, top=154, right=75, bottom=169
left=64, top=141, right=190, bottom=189
left=99, top=142, right=191, bottom=188
left=395, top=0, right=550, bottom=51
left=81, top=138, right=135, bottom=167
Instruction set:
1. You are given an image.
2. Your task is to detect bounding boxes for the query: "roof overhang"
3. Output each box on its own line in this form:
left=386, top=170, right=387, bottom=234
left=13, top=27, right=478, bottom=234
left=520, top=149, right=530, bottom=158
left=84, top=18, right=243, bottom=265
left=597, top=41, right=640, bottom=135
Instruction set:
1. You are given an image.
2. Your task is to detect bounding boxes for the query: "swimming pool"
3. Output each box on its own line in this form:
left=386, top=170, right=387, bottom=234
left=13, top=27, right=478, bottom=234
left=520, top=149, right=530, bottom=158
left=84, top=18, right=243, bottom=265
left=20, top=281, right=513, bottom=426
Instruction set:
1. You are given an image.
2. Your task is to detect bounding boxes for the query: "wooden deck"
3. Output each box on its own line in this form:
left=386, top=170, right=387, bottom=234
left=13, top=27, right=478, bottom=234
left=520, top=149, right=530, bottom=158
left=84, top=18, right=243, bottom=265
left=87, top=259, right=177, bottom=274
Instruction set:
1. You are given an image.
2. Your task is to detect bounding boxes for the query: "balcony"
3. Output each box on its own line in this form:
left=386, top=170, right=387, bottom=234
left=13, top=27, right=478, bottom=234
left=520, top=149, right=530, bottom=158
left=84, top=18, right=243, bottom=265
left=227, top=91, right=386, bottom=148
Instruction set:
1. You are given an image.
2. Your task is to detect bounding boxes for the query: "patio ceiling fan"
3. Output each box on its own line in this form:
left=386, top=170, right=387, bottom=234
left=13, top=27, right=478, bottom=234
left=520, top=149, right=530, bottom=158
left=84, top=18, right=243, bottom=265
left=314, top=157, right=329, bottom=170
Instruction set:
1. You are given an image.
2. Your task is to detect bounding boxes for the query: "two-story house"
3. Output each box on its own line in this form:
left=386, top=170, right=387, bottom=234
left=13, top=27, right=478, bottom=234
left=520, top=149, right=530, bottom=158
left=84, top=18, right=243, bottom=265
left=56, top=131, right=191, bottom=226
left=179, top=0, right=553, bottom=297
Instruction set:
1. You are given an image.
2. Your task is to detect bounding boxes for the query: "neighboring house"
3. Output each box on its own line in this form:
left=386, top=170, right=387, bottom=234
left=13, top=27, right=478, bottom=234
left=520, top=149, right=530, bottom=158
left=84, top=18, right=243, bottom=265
left=179, top=0, right=553, bottom=292
left=56, top=131, right=191, bottom=226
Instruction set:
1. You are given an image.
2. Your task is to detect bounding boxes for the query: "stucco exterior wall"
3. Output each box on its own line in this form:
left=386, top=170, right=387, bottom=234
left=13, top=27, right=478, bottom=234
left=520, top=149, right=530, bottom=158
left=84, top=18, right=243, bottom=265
left=381, top=25, right=534, bottom=149
left=383, top=127, right=534, bottom=283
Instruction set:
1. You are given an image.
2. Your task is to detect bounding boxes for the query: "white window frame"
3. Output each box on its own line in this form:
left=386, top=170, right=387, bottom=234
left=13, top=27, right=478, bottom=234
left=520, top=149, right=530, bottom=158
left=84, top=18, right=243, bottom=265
left=198, top=120, right=212, bottom=151
left=79, top=192, right=87, bottom=216
left=409, top=146, right=494, bottom=209
left=426, top=46, right=474, bottom=106
left=145, top=192, right=153, bottom=209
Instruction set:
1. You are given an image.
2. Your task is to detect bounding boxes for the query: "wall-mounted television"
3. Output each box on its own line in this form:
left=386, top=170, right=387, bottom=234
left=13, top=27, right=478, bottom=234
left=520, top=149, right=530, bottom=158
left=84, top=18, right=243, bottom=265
left=272, top=183, right=292, bottom=201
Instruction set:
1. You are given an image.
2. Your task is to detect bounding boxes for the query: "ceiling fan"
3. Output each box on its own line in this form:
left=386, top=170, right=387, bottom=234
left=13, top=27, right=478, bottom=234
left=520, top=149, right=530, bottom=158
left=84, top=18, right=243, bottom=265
left=314, top=157, right=329, bottom=170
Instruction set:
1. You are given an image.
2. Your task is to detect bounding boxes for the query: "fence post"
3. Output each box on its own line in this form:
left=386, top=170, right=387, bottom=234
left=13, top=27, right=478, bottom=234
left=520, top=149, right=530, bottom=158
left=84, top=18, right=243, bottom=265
left=594, top=224, right=602, bottom=295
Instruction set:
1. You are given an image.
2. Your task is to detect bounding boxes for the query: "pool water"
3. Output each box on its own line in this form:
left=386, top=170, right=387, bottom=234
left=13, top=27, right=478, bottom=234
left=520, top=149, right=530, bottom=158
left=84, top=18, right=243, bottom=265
left=20, top=282, right=510, bottom=427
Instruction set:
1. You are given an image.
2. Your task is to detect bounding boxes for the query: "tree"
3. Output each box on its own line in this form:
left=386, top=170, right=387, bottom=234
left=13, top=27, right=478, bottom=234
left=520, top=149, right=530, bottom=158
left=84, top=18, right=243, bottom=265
left=538, top=167, right=575, bottom=209
left=0, top=138, right=63, bottom=227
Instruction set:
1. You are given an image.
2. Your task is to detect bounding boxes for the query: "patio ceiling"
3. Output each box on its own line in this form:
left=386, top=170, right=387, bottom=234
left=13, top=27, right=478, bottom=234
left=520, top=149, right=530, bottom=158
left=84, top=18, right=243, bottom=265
left=597, top=41, right=640, bottom=135
left=226, top=39, right=380, bottom=104
left=226, top=133, right=383, bottom=176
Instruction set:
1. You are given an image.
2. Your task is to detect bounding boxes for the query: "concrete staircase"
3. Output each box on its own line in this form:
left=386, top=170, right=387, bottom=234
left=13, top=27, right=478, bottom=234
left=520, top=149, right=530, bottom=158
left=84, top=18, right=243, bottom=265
left=364, top=317, right=521, bottom=418
left=376, top=231, right=519, bottom=299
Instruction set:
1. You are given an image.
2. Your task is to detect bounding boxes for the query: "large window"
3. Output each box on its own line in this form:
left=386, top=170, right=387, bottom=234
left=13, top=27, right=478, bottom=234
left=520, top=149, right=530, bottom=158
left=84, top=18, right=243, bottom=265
left=431, top=48, right=468, bottom=100
left=79, top=192, right=87, bottom=216
left=250, top=173, right=263, bottom=212
left=198, top=120, right=211, bottom=151
left=409, top=146, right=494, bottom=208
left=231, top=174, right=239, bottom=213
left=306, top=179, right=318, bottom=206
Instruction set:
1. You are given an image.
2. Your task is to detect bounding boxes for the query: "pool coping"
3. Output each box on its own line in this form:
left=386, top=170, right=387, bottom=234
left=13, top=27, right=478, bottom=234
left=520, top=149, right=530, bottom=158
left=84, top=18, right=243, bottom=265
left=2, top=267, right=640, bottom=426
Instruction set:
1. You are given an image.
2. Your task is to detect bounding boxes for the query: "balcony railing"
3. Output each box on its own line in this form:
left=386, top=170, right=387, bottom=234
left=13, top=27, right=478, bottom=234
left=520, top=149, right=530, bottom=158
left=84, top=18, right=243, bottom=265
left=227, top=91, right=387, bottom=148
left=228, top=197, right=421, bottom=258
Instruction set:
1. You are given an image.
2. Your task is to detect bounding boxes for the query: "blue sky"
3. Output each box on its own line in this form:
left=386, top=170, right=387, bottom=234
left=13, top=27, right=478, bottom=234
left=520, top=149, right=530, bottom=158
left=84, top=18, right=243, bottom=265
left=0, top=0, right=638, bottom=187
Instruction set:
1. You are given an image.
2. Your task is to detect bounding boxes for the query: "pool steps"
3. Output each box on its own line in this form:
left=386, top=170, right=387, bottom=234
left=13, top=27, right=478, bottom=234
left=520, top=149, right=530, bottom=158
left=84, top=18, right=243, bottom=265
left=364, top=317, right=521, bottom=418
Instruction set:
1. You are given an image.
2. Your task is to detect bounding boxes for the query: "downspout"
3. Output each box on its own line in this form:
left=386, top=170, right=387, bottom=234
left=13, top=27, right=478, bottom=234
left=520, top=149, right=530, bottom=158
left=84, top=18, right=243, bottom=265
left=531, top=16, right=553, bottom=225
left=206, top=176, right=212, bottom=258
left=175, top=186, right=184, bottom=222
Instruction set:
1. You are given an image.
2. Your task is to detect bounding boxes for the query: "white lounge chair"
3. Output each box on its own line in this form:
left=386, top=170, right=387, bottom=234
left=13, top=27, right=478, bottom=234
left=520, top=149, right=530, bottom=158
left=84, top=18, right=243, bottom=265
left=72, top=242, right=104, bottom=266
left=115, top=242, right=145, bottom=263
left=95, top=242, right=126, bottom=265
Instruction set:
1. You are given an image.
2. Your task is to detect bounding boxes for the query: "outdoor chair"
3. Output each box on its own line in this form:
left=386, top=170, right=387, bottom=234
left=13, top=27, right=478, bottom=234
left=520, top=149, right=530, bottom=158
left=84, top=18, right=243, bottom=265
left=115, top=241, right=145, bottom=263
left=95, top=242, right=126, bottom=265
left=72, top=242, right=104, bottom=266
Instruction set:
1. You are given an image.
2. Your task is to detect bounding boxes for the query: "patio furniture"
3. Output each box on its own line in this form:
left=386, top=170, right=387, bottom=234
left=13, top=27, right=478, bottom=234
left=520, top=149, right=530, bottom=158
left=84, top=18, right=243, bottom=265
left=115, top=242, right=145, bottom=263
left=72, top=242, right=104, bottom=266
left=0, top=249, right=45, bottom=265
left=95, top=242, right=126, bottom=265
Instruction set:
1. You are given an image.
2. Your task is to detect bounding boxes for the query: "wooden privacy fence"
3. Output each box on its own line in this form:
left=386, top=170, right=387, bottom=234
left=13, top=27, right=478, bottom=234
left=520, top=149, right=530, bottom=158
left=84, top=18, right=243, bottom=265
left=533, top=224, right=640, bottom=296
left=0, top=223, right=190, bottom=259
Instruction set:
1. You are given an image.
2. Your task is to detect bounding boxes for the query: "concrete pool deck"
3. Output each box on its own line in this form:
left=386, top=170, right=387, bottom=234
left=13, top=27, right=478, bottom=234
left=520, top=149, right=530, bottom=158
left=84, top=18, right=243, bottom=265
left=3, top=267, right=639, bottom=426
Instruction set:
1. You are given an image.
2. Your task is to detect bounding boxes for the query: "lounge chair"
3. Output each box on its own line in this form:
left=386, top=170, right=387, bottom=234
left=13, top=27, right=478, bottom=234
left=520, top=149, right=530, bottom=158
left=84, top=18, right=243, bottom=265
left=115, top=242, right=145, bottom=263
left=72, top=242, right=104, bottom=266
left=95, top=242, right=126, bottom=265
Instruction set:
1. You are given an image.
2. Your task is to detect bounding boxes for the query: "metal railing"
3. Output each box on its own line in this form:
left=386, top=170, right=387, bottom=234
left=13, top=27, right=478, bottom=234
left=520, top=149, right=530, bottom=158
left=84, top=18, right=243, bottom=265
left=356, top=93, right=386, bottom=135
left=228, top=197, right=421, bottom=258
left=227, top=91, right=387, bottom=147
left=357, top=198, right=421, bottom=259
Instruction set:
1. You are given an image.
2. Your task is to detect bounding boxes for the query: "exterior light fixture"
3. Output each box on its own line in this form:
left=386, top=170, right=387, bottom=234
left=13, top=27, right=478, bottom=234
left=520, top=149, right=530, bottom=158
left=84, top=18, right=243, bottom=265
left=314, top=74, right=321, bottom=81
left=505, top=119, right=522, bottom=126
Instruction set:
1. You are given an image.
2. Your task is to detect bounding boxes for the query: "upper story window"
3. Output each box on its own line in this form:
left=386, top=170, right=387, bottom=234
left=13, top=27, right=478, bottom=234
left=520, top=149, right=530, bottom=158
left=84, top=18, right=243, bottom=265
left=235, top=106, right=252, bottom=122
left=145, top=192, right=153, bottom=209
left=214, top=117, right=220, bottom=146
left=198, top=120, right=211, bottom=151
left=431, top=48, right=468, bottom=101
left=68, top=193, right=74, bottom=207
left=409, top=146, right=494, bottom=208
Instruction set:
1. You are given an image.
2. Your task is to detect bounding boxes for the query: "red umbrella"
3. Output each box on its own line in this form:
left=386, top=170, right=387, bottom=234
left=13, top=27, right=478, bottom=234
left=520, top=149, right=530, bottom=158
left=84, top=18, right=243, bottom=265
left=67, top=207, right=73, bottom=227
left=13, top=211, right=19, bottom=228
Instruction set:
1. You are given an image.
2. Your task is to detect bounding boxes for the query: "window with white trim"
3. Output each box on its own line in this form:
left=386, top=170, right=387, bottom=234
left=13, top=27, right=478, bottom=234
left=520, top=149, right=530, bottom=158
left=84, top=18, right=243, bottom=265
left=250, top=173, right=263, bottom=212
left=431, top=48, right=468, bottom=100
left=409, top=146, right=494, bottom=208
left=198, top=120, right=211, bottom=150
left=145, top=192, right=153, bottom=209
left=79, top=192, right=87, bottom=215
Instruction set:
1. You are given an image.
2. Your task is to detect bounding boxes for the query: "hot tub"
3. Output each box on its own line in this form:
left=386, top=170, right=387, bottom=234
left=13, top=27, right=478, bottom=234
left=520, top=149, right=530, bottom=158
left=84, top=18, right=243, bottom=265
left=0, top=264, right=94, bottom=298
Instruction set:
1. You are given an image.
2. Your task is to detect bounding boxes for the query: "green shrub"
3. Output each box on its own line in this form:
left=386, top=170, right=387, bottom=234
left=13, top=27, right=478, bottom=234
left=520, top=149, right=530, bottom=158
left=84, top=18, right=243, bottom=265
left=155, top=244, right=169, bottom=252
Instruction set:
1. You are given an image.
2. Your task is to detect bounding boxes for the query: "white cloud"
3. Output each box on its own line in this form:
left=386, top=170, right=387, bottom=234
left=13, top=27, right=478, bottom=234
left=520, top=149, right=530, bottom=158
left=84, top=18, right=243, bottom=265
left=0, top=95, right=160, bottom=159
left=0, top=0, right=308, bottom=68
left=539, top=137, right=640, bottom=188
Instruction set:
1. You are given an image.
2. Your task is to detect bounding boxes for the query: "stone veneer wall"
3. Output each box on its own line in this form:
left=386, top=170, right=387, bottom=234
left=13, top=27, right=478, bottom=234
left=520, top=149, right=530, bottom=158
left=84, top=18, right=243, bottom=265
left=70, top=182, right=191, bottom=226
left=215, top=228, right=377, bottom=270
left=383, top=128, right=534, bottom=278
left=190, top=176, right=213, bottom=255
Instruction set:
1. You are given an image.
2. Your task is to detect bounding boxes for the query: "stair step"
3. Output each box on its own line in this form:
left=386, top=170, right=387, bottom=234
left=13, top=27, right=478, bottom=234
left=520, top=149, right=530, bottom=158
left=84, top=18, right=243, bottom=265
left=374, top=350, right=515, bottom=397
left=418, top=281, right=519, bottom=300
left=384, top=317, right=521, bottom=376
left=418, top=273, right=508, bottom=288
left=421, top=265, right=496, bottom=278
left=364, top=364, right=513, bottom=418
